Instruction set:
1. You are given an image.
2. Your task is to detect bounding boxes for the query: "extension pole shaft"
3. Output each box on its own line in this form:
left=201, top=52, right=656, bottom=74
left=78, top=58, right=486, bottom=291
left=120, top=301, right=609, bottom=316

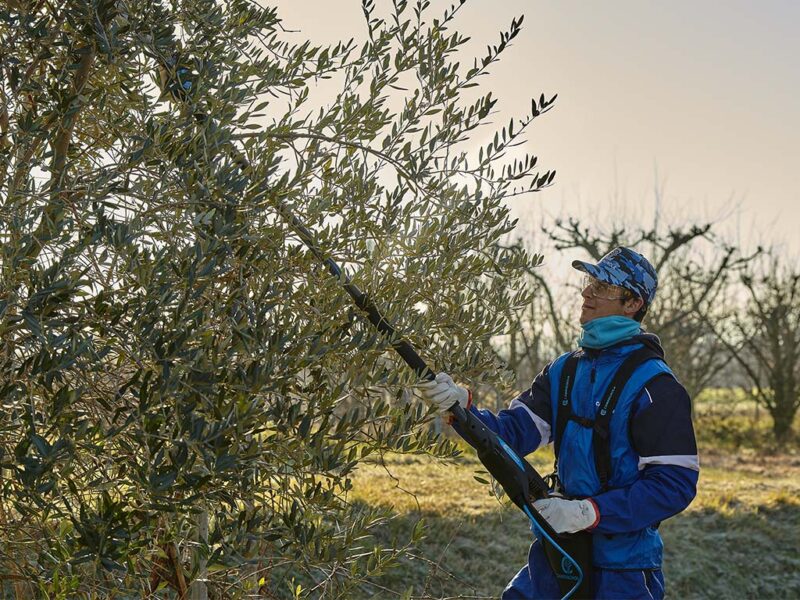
left=157, top=70, right=584, bottom=597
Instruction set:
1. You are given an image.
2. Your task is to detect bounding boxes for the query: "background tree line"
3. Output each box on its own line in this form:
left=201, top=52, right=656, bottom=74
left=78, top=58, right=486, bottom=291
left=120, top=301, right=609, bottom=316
left=497, top=215, right=800, bottom=446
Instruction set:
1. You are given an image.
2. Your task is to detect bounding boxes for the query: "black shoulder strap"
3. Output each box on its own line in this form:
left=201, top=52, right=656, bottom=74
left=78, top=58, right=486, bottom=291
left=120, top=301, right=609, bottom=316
left=554, top=352, right=580, bottom=459
left=592, top=346, right=661, bottom=491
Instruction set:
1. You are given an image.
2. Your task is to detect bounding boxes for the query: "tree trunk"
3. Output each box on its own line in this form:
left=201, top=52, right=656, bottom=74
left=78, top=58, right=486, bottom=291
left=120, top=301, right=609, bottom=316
left=190, top=510, right=209, bottom=600
left=769, top=395, right=797, bottom=445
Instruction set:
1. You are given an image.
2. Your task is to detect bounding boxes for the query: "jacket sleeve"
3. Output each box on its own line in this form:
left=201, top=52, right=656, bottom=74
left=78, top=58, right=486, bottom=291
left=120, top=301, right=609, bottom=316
left=452, top=363, right=554, bottom=458
left=590, top=374, right=699, bottom=534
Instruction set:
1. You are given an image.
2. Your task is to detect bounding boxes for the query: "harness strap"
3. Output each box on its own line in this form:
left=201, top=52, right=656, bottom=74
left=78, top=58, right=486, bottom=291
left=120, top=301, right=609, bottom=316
left=555, top=346, right=661, bottom=492
left=569, top=415, right=594, bottom=428
left=554, top=352, right=580, bottom=460
left=591, top=346, right=660, bottom=490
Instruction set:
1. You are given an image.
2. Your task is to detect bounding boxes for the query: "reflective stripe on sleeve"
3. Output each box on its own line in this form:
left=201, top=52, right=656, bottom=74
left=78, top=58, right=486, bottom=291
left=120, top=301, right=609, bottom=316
left=638, top=454, right=700, bottom=471
left=509, top=398, right=552, bottom=449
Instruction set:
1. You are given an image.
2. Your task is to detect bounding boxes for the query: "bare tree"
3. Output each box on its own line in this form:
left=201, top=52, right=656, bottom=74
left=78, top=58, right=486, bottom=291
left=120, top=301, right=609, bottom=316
left=708, top=257, right=800, bottom=444
left=490, top=241, right=576, bottom=396
left=535, top=217, right=756, bottom=399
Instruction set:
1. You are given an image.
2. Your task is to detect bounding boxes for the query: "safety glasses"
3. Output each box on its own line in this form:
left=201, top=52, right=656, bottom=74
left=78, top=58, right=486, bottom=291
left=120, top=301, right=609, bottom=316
left=581, top=275, right=629, bottom=301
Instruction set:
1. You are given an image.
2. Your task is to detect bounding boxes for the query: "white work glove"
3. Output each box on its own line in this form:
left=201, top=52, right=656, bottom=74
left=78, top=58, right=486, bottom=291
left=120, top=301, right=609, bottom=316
left=532, top=497, right=600, bottom=534
left=417, top=372, right=471, bottom=414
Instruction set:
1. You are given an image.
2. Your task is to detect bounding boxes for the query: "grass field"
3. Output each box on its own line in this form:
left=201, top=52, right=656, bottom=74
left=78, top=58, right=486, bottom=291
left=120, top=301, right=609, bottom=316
left=349, top=397, right=800, bottom=599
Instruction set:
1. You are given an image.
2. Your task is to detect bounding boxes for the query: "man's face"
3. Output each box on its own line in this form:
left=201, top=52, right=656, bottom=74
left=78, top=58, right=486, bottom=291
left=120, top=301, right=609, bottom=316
left=579, top=275, right=642, bottom=324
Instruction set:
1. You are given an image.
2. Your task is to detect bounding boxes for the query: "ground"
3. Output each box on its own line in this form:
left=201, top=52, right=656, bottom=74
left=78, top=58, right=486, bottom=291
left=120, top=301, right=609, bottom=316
left=350, top=394, right=800, bottom=599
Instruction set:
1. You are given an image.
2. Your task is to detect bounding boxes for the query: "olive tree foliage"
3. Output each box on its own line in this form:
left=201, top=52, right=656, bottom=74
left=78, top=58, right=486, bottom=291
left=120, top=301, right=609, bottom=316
left=0, top=0, right=552, bottom=596
left=707, top=257, right=800, bottom=444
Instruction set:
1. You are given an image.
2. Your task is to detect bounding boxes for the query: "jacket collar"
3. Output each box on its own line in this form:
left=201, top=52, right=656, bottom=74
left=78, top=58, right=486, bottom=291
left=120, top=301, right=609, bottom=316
left=579, top=332, right=665, bottom=361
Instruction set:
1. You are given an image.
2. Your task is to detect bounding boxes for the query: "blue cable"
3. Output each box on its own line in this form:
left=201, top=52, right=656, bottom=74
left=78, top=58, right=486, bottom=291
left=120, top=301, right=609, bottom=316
left=523, top=502, right=584, bottom=600
left=475, top=414, right=585, bottom=599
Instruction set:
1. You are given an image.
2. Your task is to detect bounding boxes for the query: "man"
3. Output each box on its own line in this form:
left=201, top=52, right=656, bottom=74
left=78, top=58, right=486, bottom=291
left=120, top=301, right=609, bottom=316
left=419, top=247, right=699, bottom=599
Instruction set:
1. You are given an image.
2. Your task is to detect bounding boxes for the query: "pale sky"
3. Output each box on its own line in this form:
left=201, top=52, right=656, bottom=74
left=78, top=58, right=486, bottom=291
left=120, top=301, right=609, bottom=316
left=273, top=1, right=799, bottom=254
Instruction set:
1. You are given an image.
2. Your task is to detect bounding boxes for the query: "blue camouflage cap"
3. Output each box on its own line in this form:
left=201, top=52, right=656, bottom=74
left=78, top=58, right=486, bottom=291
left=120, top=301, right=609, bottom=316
left=572, top=247, right=658, bottom=305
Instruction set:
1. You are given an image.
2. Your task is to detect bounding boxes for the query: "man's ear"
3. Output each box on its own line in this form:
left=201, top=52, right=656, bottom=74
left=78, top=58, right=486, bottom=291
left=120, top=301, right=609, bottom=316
left=624, top=296, right=644, bottom=318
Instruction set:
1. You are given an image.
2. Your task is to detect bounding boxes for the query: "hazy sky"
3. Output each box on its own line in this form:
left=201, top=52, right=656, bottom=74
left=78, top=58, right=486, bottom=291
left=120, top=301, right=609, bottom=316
left=273, top=1, right=799, bottom=253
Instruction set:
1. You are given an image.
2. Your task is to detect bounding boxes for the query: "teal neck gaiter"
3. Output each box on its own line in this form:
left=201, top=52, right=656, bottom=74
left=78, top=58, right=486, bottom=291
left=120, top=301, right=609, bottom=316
left=578, top=316, right=641, bottom=349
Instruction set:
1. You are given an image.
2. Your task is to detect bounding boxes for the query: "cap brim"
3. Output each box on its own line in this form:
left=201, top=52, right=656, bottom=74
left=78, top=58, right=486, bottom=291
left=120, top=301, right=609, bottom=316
left=572, top=259, right=611, bottom=284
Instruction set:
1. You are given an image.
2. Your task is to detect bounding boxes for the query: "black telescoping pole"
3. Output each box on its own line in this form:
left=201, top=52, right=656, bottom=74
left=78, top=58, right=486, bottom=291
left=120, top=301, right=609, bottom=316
left=222, top=136, right=591, bottom=600
left=156, top=60, right=590, bottom=598
left=274, top=200, right=590, bottom=600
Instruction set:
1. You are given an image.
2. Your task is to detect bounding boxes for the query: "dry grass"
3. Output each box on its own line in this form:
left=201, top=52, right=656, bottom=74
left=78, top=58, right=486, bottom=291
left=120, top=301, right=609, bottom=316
left=663, top=446, right=800, bottom=599
left=349, top=449, right=535, bottom=599
left=350, top=435, right=800, bottom=599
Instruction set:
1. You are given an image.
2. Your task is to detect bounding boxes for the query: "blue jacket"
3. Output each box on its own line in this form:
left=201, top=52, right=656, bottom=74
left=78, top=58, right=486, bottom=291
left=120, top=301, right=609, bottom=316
left=462, top=334, right=698, bottom=579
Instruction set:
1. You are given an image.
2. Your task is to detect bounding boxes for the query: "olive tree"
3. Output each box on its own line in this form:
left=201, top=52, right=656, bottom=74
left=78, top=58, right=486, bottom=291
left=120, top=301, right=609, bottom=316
left=0, top=0, right=553, bottom=596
